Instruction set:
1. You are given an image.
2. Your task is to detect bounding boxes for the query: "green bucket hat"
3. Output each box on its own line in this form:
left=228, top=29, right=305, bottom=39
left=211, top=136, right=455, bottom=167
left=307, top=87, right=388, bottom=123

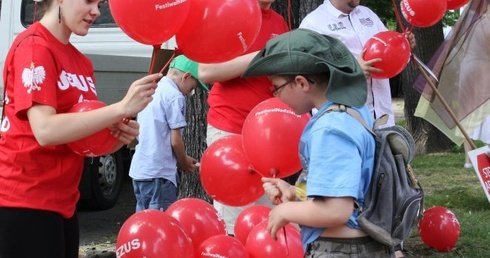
left=242, top=28, right=367, bottom=107
left=170, top=55, right=209, bottom=92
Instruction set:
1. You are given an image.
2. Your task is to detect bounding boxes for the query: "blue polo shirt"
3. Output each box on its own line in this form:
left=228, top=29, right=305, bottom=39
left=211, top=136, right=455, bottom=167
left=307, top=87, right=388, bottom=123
left=299, top=101, right=375, bottom=248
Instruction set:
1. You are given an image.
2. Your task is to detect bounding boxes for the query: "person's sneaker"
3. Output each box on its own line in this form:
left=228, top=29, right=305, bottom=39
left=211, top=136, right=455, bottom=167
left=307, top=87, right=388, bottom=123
left=83, top=248, right=116, bottom=258
left=464, top=162, right=473, bottom=169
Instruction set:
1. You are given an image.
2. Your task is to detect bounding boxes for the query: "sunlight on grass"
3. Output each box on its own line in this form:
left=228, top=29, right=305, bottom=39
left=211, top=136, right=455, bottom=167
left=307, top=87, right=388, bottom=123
left=405, top=152, right=490, bottom=257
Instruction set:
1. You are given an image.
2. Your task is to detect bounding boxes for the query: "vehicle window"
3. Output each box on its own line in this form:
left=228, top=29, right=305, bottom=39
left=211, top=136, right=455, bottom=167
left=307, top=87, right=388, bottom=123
left=21, top=0, right=117, bottom=28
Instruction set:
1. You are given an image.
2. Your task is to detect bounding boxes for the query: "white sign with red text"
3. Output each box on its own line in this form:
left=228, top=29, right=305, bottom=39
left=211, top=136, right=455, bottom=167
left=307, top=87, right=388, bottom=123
left=468, top=145, right=490, bottom=203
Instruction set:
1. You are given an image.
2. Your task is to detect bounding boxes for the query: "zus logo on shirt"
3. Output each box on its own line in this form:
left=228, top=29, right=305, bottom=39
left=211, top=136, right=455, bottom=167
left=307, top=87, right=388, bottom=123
left=57, top=70, right=96, bottom=94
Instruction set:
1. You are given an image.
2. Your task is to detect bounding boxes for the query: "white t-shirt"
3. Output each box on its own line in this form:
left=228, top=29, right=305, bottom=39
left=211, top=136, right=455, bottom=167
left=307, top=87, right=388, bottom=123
left=300, top=0, right=395, bottom=126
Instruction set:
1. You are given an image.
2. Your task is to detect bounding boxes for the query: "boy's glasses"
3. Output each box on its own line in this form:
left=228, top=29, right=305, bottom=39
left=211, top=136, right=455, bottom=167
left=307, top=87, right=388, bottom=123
left=270, top=80, right=294, bottom=96
left=269, top=75, right=315, bottom=96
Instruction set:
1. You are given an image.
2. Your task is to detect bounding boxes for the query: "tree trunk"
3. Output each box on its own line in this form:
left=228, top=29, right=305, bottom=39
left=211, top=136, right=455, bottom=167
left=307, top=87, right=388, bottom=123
left=396, top=1, right=453, bottom=154
left=178, top=90, right=211, bottom=202
left=272, top=0, right=323, bottom=29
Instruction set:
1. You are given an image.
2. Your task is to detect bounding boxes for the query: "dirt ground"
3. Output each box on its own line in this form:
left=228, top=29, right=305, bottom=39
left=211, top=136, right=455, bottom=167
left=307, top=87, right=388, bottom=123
left=78, top=179, right=135, bottom=257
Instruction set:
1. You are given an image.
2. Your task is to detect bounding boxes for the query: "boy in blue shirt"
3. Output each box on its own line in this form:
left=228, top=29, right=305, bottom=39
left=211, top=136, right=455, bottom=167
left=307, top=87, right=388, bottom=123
left=129, top=55, right=208, bottom=212
left=243, top=29, right=392, bottom=257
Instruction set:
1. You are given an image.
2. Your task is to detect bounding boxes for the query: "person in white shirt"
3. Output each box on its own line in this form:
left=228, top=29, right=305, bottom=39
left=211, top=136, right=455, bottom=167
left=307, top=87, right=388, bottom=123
left=300, top=0, right=416, bottom=127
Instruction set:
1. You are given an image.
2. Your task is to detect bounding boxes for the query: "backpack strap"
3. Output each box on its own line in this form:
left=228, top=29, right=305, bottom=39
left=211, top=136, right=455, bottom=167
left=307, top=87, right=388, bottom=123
left=321, top=104, right=386, bottom=213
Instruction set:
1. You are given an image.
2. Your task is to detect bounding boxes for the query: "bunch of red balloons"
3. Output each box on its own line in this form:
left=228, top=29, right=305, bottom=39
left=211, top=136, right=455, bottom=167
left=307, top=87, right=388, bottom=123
left=234, top=205, right=305, bottom=258
left=116, top=201, right=306, bottom=257
left=199, top=135, right=264, bottom=206
left=109, top=0, right=262, bottom=63
left=115, top=209, right=194, bottom=258
left=200, top=97, right=310, bottom=207
left=116, top=198, right=227, bottom=258
left=418, top=206, right=460, bottom=252
left=362, top=31, right=411, bottom=79
left=67, top=100, right=118, bottom=157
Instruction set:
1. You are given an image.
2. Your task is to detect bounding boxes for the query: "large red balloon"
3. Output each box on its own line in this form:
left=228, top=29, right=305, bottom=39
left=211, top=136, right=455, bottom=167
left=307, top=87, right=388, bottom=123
left=116, top=210, right=194, bottom=258
left=166, top=198, right=227, bottom=256
left=400, top=0, right=447, bottom=28
left=245, top=221, right=304, bottom=258
left=197, top=235, right=248, bottom=258
left=234, top=205, right=271, bottom=245
left=362, top=31, right=411, bottom=79
left=109, top=0, right=190, bottom=45
left=200, top=135, right=264, bottom=206
left=67, top=100, right=118, bottom=157
left=242, top=97, right=310, bottom=178
left=418, top=206, right=460, bottom=252
left=446, top=0, right=470, bottom=10
left=175, top=0, right=262, bottom=63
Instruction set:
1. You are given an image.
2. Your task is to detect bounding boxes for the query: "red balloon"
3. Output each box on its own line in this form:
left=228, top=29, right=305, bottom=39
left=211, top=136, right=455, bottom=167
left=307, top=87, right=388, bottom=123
left=400, top=0, right=447, bottom=28
left=175, top=0, right=261, bottom=63
left=166, top=198, right=227, bottom=256
left=109, top=0, right=190, bottom=45
left=234, top=205, right=271, bottom=245
left=362, top=31, right=411, bottom=79
left=418, top=206, right=460, bottom=252
left=197, top=235, right=248, bottom=258
left=200, top=135, right=264, bottom=206
left=116, top=210, right=194, bottom=258
left=242, top=97, right=310, bottom=178
left=446, top=0, right=470, bottom=10
left=245, top=221, right=304, bottom=258
left=67, top=100, right=118, bottom=157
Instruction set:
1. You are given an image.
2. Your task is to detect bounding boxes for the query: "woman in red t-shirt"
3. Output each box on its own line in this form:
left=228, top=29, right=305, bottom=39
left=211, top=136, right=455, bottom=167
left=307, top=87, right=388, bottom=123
left=0, top=1, right=161, bottom=257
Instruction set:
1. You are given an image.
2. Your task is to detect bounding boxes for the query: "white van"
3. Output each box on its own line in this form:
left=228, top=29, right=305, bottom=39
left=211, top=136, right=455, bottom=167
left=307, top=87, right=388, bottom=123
left=0, top=0, right=175, bottom=209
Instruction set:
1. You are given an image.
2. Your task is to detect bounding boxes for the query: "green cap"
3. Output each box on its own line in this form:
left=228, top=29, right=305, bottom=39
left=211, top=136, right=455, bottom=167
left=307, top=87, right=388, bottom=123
left=243, top=29, right=367, bottom=107
left=170, top=55, right=209, bottom=92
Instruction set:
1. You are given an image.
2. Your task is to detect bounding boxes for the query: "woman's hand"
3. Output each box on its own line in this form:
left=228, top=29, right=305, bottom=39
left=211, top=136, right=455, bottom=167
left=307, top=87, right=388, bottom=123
left=111, top=119, right=139, bottom=145
left=118, top=73, right=162, bottom=117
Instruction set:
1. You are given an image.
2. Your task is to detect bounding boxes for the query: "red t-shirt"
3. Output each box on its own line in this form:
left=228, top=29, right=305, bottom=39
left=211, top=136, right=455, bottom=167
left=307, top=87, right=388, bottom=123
left=206, top=9, right=289, bottom=134
left=0, top=22, right=98, bottom=218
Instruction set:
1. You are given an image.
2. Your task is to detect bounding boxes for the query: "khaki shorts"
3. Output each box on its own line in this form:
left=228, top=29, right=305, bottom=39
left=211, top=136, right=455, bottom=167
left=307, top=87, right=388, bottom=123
left=306, top=236, right=393, bottom=258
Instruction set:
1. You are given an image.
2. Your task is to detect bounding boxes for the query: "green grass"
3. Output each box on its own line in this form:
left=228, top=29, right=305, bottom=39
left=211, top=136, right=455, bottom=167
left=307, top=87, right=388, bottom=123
left=404, top=152, right=490, bottom=257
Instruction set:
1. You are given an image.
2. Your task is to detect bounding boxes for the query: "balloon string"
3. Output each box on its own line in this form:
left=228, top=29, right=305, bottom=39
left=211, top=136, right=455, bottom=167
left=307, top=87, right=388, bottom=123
left=271, top=172, right=289, bottom=256
left=148, top=45, right=162, bottom=75
left=287, top=0, right=292, bottom=31
left=248, top=166, right=290, bottom=255
left=158, top=53, right=176, bottom=75
left=392, top=0, right=406, bottom=33
left=392, top=0, right=414, bottom=54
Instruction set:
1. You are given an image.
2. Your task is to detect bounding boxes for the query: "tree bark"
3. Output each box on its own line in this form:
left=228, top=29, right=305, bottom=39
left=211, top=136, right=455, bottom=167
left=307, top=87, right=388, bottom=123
left=178, top=90, right=211, bottom=202
left=396, top=1, right=453, bottom=154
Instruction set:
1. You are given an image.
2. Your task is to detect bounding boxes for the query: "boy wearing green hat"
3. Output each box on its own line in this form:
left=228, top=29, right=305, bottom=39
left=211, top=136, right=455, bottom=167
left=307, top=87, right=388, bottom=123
left=129, top=55, right=208, bottom=212
left=244, top=29, right=392, bottom=257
